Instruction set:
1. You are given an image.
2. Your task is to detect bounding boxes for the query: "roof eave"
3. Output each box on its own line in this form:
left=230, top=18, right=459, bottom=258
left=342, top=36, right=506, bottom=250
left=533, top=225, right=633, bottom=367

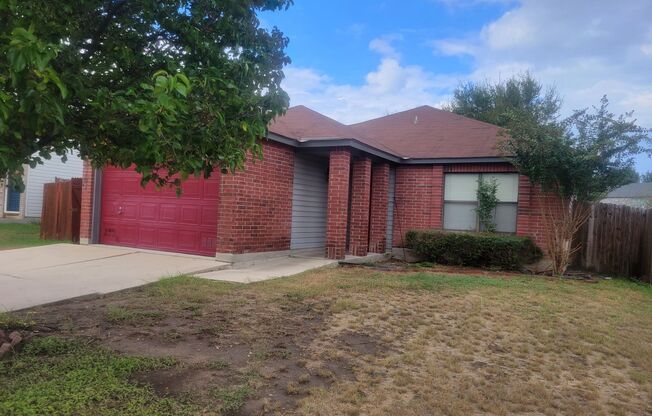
left=265, top=132, right=510, bottom=165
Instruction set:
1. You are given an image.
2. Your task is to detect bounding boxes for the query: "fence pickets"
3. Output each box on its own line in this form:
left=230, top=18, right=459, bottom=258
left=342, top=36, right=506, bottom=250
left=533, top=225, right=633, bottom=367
left=574, top=203, right=652, bottom=282
left=40, top=178, right=82, bottom=243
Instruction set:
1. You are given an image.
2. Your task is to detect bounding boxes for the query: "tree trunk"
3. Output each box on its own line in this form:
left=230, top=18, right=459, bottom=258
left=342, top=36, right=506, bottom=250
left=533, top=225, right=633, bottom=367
left=541, top=193, right=592, bottom=277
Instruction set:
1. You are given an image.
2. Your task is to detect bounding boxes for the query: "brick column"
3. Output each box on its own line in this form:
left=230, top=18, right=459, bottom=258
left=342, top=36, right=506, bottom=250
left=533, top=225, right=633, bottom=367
left=430, top=165, right=444, bottom=228
left=348, top=157, right=372, bottom=256
left=79, top=160, right=95, bottom=244
left=368, top=162, right=389, bottom=253
left=325, top=148, right=351, bottom=259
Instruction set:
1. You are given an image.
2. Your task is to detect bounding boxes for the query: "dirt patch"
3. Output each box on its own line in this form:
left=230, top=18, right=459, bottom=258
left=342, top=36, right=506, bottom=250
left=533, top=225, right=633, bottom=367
left=337, top=331, right=380, bottom=356
left=13, top=280, right=346, bottom=415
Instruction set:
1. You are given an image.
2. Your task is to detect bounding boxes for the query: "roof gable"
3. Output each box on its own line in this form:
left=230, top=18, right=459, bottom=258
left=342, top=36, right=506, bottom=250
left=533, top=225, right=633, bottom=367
left=267, top=105, right=507, bottom=160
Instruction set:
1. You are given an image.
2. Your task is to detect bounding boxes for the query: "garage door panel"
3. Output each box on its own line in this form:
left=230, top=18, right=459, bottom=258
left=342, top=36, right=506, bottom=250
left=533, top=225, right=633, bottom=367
left=100, top=166, right=219, bottom=256
left=138, top=226, right=157, bottom=246
left=121, top=202, right=139, bottom=219
left=177, top=230, right=199, bottom=250
left=203, top=181, right=219, bottom=199
left=159, top=204, right=178, bottom=222
left=180, top=205, right=202, bottom=225
left=201, top=206, right=218, bottom=226
left=139, top=203, right=159, bottom=221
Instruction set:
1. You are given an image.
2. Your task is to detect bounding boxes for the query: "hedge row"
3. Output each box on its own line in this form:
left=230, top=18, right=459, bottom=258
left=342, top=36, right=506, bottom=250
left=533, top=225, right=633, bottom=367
left=405, top=230, right=543, bottom=270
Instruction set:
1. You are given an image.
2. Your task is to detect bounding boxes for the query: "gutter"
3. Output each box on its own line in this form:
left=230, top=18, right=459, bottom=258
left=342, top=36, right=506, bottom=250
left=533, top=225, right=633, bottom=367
left=265, top=132, right=509, bottom=165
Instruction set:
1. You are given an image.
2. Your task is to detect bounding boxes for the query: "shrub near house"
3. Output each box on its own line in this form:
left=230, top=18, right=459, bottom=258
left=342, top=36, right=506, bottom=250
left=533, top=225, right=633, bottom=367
left=406, top=230, right=542, bottom=270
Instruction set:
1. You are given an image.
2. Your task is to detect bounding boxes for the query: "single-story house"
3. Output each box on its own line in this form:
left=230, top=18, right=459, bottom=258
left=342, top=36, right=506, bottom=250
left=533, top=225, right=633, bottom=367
left=79, top=105, right=550, bottom=261
left=602, top=182, right=652, bottom=208
left=1, top=151, right=83, bottom=219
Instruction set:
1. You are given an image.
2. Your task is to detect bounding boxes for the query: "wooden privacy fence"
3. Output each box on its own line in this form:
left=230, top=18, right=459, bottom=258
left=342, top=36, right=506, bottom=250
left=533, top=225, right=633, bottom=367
left=574, top=203, right=652, bottom=282
left=40, top=178, right=82, bottom=243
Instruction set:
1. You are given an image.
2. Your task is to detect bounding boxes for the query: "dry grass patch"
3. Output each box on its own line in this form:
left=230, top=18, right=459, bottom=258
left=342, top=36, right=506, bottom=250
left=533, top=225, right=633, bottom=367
left=2, top=268, right=651, bottom=415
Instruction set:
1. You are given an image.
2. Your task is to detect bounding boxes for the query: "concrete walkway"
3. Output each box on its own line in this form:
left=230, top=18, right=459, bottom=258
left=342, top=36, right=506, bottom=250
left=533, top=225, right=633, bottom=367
left=196, top=256, right=339, bottom=283
left=0, top=244, right=228, bottom=311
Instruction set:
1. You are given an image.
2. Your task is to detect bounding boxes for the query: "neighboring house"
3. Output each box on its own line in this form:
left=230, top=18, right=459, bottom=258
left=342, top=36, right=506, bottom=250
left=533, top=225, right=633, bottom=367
left=1, top=151, right=84, bottom=219
left=602, top=182, right=652, bottom=208
left=79, top=105, right=550, bottom=260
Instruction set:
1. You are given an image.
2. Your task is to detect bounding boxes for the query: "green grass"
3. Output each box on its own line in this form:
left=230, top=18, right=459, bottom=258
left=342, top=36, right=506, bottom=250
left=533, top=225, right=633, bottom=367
left=105, top=306, right=163, bottom=324
left=0, top=337, right=194, bottom=416
left=0, top=312, right=36, bottom=330
left=0, top=223, right=58, bottom=250
left=212, top=385, right=254, bottom=414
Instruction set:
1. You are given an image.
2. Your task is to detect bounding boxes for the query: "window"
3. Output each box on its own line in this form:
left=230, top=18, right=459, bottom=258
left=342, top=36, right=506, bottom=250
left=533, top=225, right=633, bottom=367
left=443, top=173, right=518, bottom=233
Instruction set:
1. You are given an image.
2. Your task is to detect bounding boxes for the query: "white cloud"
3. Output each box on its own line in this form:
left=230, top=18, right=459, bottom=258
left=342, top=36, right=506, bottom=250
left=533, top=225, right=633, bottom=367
left=430, top=0, right=652, bottom=132
left=282, top=58, right=453, bottom=124
left=368, top=34, right=403, bottom=59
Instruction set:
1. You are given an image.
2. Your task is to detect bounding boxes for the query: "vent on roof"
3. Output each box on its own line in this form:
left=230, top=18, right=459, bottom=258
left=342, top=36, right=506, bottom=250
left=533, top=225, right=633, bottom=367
left=413, top=116, right=418, bottom=125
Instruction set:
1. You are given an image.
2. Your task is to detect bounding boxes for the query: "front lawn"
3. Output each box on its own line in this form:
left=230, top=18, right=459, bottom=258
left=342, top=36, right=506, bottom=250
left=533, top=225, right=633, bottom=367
left=2, top=267, right=651, bottom=415
left=0, top=223, right=57, bottom=250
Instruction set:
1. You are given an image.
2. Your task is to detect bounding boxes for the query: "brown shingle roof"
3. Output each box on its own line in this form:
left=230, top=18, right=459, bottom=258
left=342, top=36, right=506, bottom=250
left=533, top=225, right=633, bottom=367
left=268, top=105, right=355, bottom=140
left=351, top=105, right=506, bottom=158
left=268, top=105, right=508, bottom=159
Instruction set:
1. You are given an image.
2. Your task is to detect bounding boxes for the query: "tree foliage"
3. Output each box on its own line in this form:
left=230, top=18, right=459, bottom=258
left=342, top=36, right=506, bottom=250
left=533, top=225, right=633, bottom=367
left=449, top=74, right=651, bottom=275
left=641, top=171, right=652, bottom=183
left=0, top=0, right=292, bottom=190
left=447, top=72, right=562, bottom=129
left=504, top=96, right=650, bottom=203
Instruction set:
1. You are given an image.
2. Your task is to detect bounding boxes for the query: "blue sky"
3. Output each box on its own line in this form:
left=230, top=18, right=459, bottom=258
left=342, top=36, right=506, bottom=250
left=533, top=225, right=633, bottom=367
left=261, top=0, right=652, bottom=174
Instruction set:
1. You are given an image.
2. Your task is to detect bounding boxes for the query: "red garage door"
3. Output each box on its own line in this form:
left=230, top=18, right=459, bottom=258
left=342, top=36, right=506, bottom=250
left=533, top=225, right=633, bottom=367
left=100, top=166, right=219, bottom=256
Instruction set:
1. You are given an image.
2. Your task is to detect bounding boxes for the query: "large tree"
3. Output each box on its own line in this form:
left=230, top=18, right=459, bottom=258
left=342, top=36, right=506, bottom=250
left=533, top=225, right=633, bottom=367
left=449, top=75, right=651, bottom=275
left=446, top=72, right=562, bottom=130
left=0, top=0, right=292, bottom=189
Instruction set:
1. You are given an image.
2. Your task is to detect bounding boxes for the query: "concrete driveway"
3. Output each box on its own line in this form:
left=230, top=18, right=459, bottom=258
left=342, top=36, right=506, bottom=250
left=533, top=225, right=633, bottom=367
left=0, top=244, right=228, bottom=312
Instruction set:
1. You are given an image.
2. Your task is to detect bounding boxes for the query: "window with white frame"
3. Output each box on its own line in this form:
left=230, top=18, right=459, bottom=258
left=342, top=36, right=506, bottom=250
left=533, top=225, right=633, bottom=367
left=443, top=173, right=518, bottom=233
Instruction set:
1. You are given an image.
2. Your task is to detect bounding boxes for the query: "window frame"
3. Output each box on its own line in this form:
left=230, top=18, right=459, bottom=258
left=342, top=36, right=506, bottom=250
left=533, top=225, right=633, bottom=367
left=442, top=172, right=519, bottom=233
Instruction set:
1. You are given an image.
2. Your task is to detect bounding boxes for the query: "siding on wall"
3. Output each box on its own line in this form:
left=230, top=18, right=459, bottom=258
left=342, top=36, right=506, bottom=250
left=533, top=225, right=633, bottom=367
left=25, top=151, right=83, bottom=218
left=290, top=154, right=329, bottom=250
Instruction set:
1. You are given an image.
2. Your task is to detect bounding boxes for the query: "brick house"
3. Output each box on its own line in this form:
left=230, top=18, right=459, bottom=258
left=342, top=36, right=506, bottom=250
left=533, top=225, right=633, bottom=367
left=80, top=105, right=548, bottom=261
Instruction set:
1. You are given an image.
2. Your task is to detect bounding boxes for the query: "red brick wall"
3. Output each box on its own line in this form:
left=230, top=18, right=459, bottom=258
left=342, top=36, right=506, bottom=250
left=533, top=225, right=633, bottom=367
left=348, top=157, right=372, bottom=256
left=80, top=160, right=95, bottom=242
left=325, top=148, right=351, bottom=259
left=216, top=140, right=295, bottom=254
left=392, top=165, right=443, bottom=247
left=393, top=163, right=549, bottom=250
left=516, top=175, right=557, bottom=249
left=369, top=162, right=389, bottom=253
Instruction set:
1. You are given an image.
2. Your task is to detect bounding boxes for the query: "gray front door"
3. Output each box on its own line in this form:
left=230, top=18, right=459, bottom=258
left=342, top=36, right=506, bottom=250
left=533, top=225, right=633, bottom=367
left=290, top=154, right=329, bottom=251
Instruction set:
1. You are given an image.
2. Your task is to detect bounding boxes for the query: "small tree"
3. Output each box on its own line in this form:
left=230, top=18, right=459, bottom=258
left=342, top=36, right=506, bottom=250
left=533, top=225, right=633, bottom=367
left=476, top=178, right=499, bottom=233
left=642, top=171, right=652, bottom=183
left=450, top=74, right=651, bottom=276
left=502, top=96, right=651, bottom=275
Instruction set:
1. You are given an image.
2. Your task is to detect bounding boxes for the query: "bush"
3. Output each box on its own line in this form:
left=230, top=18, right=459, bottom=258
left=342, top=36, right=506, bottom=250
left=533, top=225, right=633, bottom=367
left=406, top=230, right=543, bottom=270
